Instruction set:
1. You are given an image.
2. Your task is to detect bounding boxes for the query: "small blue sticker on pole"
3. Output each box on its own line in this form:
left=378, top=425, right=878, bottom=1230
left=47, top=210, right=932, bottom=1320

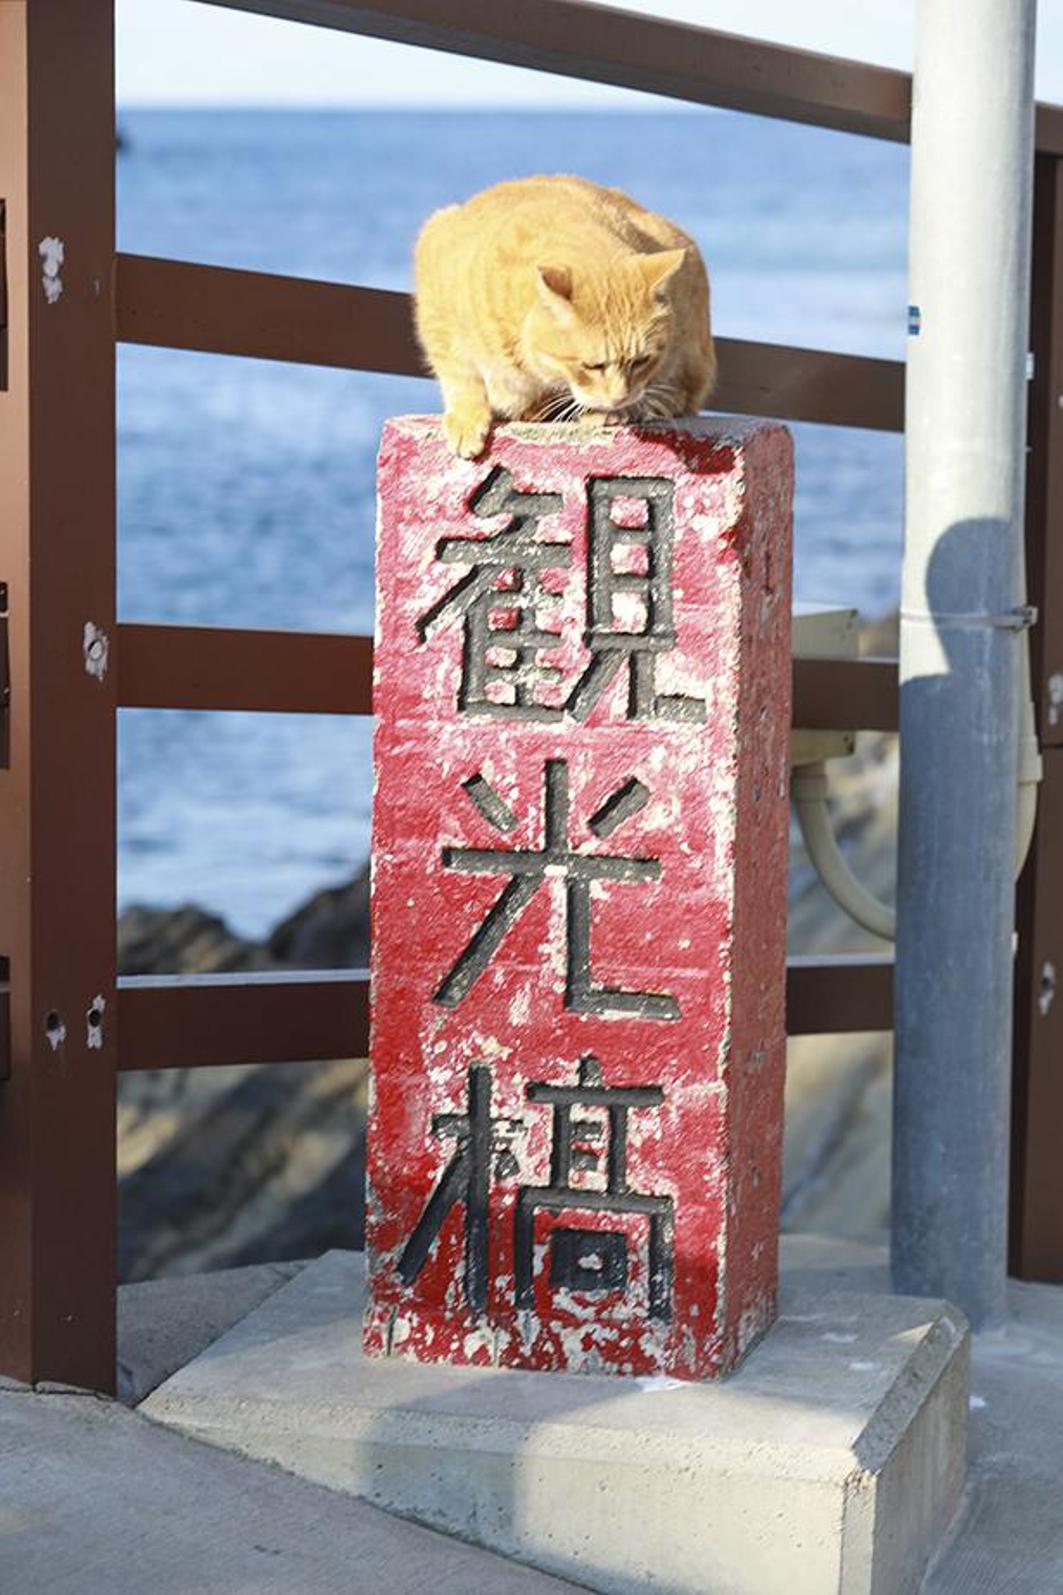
left=907, top=305, right=921, bottom=336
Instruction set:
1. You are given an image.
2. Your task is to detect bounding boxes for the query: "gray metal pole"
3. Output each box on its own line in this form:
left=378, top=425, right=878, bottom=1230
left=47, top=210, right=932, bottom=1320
left=892, top=0, right=1037, bottom=1328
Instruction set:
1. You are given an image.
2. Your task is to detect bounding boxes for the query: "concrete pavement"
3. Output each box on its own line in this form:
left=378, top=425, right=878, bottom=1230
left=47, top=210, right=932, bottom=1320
left=0, top=1383, right=578, bottom=1595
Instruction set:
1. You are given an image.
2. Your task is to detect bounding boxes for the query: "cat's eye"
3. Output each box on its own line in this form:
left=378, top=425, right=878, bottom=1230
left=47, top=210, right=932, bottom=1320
left=631, top=354, right=651, bottom=369
left=581, top=361, right=606, bottom=373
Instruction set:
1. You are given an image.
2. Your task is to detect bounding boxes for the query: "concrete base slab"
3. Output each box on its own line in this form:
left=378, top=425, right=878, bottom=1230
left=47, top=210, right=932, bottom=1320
left=118, top=1258, right=306, bottom=1404
left=142, top=1243, right=969, bottom=1595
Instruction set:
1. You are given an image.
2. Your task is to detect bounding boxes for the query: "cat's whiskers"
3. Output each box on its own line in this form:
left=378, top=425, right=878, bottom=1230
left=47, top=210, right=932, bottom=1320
left=557, top=397, right=586, bottom=425
left=535, top=391, right=581, bottom=424
left=531, top=397, right=560, bottom=421
left=638, top=378, right=683, bottom=420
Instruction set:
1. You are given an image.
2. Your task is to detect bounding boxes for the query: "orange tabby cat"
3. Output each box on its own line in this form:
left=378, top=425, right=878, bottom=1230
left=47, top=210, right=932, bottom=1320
left=414, top=175, right=717, bottom=458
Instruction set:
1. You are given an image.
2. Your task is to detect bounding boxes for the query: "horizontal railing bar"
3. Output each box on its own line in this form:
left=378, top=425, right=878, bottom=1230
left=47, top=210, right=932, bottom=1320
left=113, top=954, right=891, bottom=1072
left=786, top=952, right=893, bottom=1034
left=200, top=1, right=910, bottom=140
left=117, top=623, right=373, bottom=714
left=116, top=255, right=904, bottom=433
left=719, top=340, right=902, bottom=434
left=115, top=622, right=898, bottom=730
left=116, top=254, right=424, bottom=375
left=793, top=655, right=898, bottom=732
left=195, top=0, right=1063, bottom=154
left=117, top=971, right=370, bottom=1070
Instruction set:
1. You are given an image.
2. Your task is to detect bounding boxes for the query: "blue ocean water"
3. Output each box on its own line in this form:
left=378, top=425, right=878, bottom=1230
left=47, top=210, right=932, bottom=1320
left=117, top=109, right=908, bottom=936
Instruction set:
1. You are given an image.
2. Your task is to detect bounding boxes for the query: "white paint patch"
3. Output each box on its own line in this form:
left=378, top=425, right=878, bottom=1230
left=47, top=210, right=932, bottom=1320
left=86, top=995, right=105, bottom=1050
left=821, top=1331, right=858, bottom=1344
left=1049, top=672, right=1063, bottom=728
left=83, top=622, right=109, bottom=682
left=969, top=1394, right=987, bottom=1410
left=45, top=1012, right=66, bottom=1051
left=508, top=987, right=531, bottom=1026
left=462, top=1330, right=491, bottom=1362
left=848, top=1360, right=880, bottom=1373
left=38, top=236, right=65, bottom=304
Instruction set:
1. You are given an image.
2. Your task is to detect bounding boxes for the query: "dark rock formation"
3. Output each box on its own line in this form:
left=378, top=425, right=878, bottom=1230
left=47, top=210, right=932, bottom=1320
left=117, top=874, right=371, bottom=1283
left=266, top=867, right=370, bottom=969
left=118, top=904, right=277, bottom=976
left=118, top=1057, right=367, bottom=1282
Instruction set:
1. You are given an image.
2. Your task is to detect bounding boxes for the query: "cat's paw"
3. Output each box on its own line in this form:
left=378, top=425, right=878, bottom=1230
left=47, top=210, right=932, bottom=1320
left=443, top=407, right=491, bottom=458
left=578, top=409, right=624, bottom=431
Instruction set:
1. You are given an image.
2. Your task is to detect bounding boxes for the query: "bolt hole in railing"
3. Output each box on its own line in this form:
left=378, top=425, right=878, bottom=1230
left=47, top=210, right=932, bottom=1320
left=44, top=1011, right=66, bottom=1051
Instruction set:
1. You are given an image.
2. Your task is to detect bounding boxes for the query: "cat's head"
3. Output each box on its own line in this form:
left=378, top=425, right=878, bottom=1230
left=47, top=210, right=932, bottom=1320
left=522, top=249, right=686, bottom=416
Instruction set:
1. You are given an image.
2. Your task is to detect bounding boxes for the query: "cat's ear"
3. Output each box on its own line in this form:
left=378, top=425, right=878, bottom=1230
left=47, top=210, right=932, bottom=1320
left=637, top=248, right=686, bottom=299
left=535, top=264, right=575, bottom=317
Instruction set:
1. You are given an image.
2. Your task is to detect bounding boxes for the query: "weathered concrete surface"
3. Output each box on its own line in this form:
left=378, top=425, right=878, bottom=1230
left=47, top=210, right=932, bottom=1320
left=0, top=1387, right=576, bottom=1595
left=739, top=1236, right=1063, bottom=1595
left=109, top=1239, right=1063, bottom=1593
left=924, top=1268, right=1063, bottom=1594
left=142, top=1244, right=968, bottom=1595
left=370, top=417, right=794, bottom=1380
left=117, top=1258, right=305, bottom=1403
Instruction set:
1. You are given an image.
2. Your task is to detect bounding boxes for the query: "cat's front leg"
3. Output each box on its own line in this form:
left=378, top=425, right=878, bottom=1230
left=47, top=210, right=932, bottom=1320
left=439, top=367, right=492, bottom=458
left=485, top=369, right=540, bottom=422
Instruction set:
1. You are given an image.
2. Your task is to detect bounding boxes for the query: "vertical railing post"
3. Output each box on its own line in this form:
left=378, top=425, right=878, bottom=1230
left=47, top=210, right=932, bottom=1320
left=1011, top=153, right=1063, bottom=1280
left=0, top=0, right=117, bottom=1390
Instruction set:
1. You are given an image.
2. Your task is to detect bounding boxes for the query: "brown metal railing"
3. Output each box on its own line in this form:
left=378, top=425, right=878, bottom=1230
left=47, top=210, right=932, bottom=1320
left=114, top=254, right=906, bottom=432
left=0, top=0, right=1060, bottom=1391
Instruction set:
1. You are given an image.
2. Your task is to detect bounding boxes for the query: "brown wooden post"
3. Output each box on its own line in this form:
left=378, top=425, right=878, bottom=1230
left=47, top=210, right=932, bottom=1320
left=1012, top=152, right=1063, bottom=1280
left=0, top=0, right=117, bottom=1388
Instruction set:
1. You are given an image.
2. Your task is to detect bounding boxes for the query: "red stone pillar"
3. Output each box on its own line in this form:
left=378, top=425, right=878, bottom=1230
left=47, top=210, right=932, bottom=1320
left=366, top=418, right=793, bottom=1381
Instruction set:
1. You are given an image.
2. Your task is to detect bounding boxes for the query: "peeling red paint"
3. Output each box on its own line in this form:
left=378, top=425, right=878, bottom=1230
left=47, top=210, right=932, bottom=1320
left=365, top=417, right=793, bottom=1381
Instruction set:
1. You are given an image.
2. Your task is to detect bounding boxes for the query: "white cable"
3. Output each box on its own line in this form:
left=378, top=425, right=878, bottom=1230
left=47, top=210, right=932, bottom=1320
left=792, top=761, right=897, bottom=941
left=1016, top=628, right=1044, bottom=883
left=792, top=705, right=1041, bottom=946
